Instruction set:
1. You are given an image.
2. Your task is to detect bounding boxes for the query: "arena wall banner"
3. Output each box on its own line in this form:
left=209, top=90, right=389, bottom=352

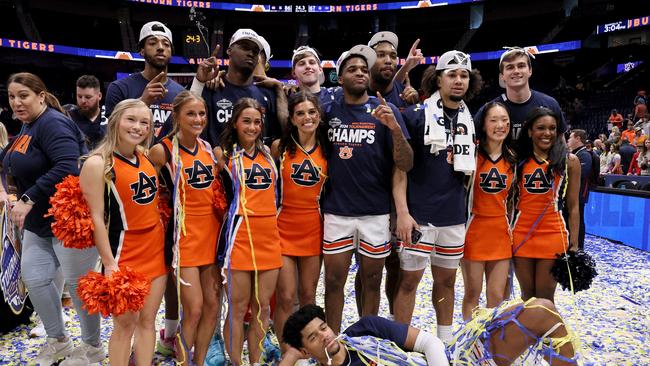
left=585, top=191, right=650, bottom=252
left=127, top=0, right=481, bottom=13
left=0, top=37, right=582, bottom=71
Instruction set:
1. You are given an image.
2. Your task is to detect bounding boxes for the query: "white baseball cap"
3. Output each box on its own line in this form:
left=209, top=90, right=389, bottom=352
left=336, top=45, right=377, bottom=76
left=292, top=46, right=321, bottom=67
left=368, top=31, right=398, bottom=50
left=436, top=50, right=472, bottom=71
left=259, top=35, right=272, bottom=61
left=292, top=46, right=325, bottom=85
left=139, top=21, right=172, bottom=44
left=229, top=28, right=263, bottom=50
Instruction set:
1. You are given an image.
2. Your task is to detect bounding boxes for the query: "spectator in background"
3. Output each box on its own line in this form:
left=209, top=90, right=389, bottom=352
left=567, top=129, right=593, bottom=250
left=598, top=133, right=607, bottom=142
left=635, top=99, right=647, bottom=122
left=607, top=143, right=622, bottom=174
left=599, top=141, right=611, bottom=175
left=621, top=120, right=636, bottom=144
left=69, top=75, right=105, bottom=150
left=633, top=126, right=645, bottom=145
left=636, top=116, right=650, bottom=137
left=608, top=109, right=623, bottom=130
left=609, top=126, right=621, bottom=144
left=619, top=139, right=636, bottom=174
left=627, top=141, right=644, bottom=175
left=593, top=139, right=605, bottom=155
left=638, top=139, right=650, bottom=176
left=634, top=90, right=647, bottom=106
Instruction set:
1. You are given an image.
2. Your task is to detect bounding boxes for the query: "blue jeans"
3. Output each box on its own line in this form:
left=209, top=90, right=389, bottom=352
left=21, top=230, right=101, bottom=345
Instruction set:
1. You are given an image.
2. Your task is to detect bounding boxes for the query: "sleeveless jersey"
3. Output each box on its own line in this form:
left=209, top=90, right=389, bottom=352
left=279, top=145, right=327, bottom=210
left=512, top=157, right=569, bottom=258
left=225, top=149, right=278, bottom=216
left=106, top=151, right=160, bottom=232
left=469, top=152, right=514, bottom=217
left=517, top=157, right=566, bottom=215
left=160, top=137, right=218, bottom=215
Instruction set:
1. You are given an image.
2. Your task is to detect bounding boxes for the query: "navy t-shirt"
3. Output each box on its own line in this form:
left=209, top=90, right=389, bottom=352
left=314, top=86, right=340, bottom=106
left=104, top=72, right=186, bottom=139
left=323, top=96, right=409, bottom=216
left=474, top=90, right=566, bottom=140
left=343, top=316, right=409, bottom=366
left=68, top=108, right=107, bottom=150
left=401, top=104, right=466, bottom=226
left=200, top=78, right=278, bottom=147
left=0, top=108, right=86, bottom=237
left=373, top=82, right=409, bottom=111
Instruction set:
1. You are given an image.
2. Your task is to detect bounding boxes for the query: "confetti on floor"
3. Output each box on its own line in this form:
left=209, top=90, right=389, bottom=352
left=1, top=235, right=649, bottom=365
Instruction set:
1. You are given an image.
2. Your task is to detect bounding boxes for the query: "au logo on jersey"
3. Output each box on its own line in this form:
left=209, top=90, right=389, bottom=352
left=523, top=168, right=552, bottom=193
left=245, top=163, right=272, bottom=190
left=130, top=172, right=158, bottom=204
left=339, top=146, right=353, bottom=159
left=290, top=159, right=320, bottom=186
left=479, top=168, right=508, bottom=193
left=185, top=160, right=214, bottom=189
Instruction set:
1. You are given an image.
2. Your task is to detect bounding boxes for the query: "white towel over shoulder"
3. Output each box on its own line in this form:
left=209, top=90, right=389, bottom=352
left=423, top=91, right=476, bottom=175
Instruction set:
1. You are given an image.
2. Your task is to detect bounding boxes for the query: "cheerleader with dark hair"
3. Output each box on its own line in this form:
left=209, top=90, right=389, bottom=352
left=270, top=91, right=328, bottom=352
left=512, top=107, right=580, bottom=303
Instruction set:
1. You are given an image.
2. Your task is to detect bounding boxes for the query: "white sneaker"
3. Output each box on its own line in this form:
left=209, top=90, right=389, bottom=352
left=32, top=337, right=73, bottom=366
left=60, top=342, right=106, bottom=366
left=30, top=318, right=46, bottom=338
left=30, top=311, right=70, bottom=338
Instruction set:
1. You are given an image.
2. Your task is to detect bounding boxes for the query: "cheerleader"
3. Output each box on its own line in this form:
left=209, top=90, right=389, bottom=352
left=79, top=99, right=167, bottom=366
left=512, top=107, right=579, bottom=302
left=462, top=102, right=515, bottom=320
left=149, top=90, right=223, bottom=365
left=217, top=98, right=281, bottom=365
left=271, top=91, right=328, bottom=351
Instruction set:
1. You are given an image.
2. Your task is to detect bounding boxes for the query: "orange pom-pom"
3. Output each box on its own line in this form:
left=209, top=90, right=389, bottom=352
left=213, top=177, right=227, bottom=217
left=77, top=267, right=151, bottom=317
left=46, top=175, right=94, bottom=249
left=108, top=266, right=151, bottom=316
left=77, top=271, right=112, bottom=317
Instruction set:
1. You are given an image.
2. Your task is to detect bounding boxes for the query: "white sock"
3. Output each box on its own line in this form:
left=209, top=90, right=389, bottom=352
left=165, top=319, right=179, bottom=337
left=437, top=324, right=453, bottom=344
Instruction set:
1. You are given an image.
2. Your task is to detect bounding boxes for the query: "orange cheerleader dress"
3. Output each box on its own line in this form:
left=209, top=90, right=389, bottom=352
left=464, top=152, right=514, bottom=261
left=277, top=145, right=327, bottom=257
left=106, top=151, right=166, bottom=280
left=512, top=157, right=569, bottom=259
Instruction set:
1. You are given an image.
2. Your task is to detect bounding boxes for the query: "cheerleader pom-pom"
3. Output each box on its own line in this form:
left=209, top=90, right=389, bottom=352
left=46, top=175, right=94, bottom=249
left=77, top=271, right=112, bottom=317
left=551, top=250, right=598, bottom=292
left=212, top=178, right=227, bottom=216
left=108, top=267, right=151, bottom=316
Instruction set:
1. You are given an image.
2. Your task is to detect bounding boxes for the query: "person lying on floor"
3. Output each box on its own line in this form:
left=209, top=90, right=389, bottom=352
left=279, top=300, right=578, bottom=366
